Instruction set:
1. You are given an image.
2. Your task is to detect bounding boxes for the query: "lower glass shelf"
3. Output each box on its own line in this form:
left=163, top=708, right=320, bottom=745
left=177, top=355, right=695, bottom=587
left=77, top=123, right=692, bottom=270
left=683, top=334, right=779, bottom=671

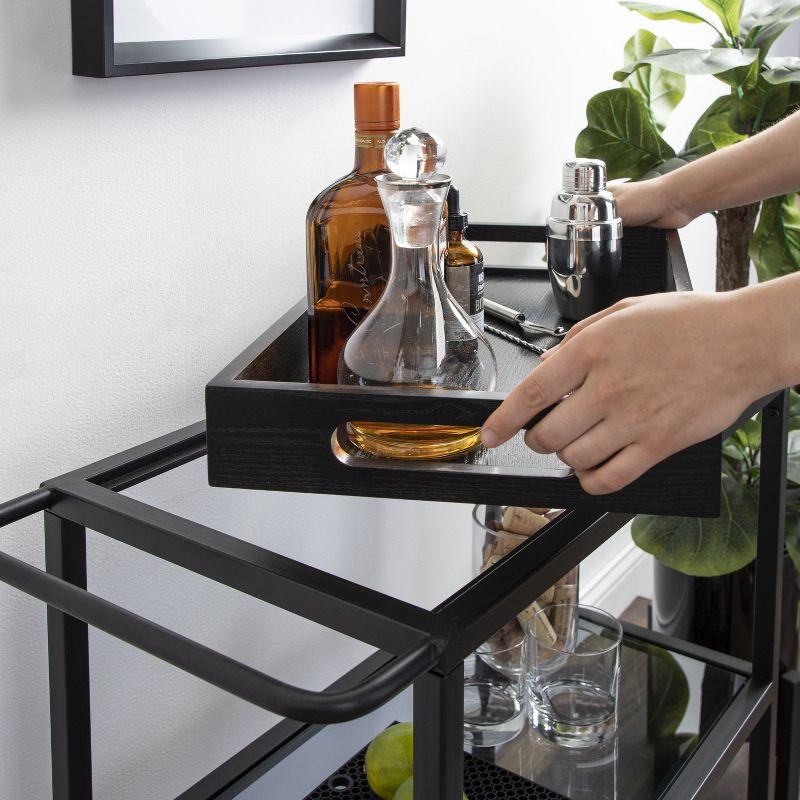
left=225, top=630, right=744, bottom=800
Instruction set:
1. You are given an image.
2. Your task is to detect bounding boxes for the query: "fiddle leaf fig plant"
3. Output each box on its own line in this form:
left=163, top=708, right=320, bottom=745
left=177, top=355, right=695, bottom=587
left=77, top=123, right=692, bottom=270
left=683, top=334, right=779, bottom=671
left=633, top=390, right=800, bottom=575
left=577, top=1, right=800, bottom=578
left=622, top=29, right=687, bottom=130
left=577, top=0, right=800, bottom=292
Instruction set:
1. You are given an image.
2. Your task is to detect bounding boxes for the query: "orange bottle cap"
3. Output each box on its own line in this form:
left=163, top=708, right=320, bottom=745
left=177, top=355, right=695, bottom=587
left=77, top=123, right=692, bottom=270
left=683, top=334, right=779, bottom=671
left=354, top=82, right=400, bottom=132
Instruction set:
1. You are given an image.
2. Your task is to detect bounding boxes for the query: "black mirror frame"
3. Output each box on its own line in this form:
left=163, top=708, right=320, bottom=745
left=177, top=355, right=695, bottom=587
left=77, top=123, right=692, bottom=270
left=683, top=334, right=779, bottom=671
left=71, top=0, right=406, bottom=78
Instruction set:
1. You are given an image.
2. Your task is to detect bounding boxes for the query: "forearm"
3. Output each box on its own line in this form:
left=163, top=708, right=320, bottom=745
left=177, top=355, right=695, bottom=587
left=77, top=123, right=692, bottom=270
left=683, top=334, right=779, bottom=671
left=664, top=109, right=800, bottom=217
left=730, top=270, right=800, bottom=396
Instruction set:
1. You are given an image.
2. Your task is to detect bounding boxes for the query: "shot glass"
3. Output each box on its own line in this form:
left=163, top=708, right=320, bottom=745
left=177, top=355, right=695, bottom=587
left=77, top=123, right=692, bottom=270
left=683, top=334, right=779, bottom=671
left=463, top=635, right=526, bottom=748
left=526, top=604, right=622, bottom=748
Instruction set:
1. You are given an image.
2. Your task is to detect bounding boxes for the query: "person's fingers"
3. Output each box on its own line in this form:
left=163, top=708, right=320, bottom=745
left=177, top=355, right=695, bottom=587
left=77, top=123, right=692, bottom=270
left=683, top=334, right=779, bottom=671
left=555, top=305, right=618, bottom=347
left=557, top=296, right=643, bottom=348
left=575, top=443, right=653, bottom=495
left=523, top=387, right=604, bottom=454
left=481, top=350, right=588, bottom=448
left=539, top=343, right=559, bottom=360
left=555, top=420, right=635, bottom=471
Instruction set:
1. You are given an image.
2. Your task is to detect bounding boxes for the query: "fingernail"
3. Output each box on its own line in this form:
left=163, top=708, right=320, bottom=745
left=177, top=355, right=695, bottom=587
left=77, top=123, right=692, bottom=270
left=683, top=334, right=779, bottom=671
left=481, top=428, right=500, bottom=448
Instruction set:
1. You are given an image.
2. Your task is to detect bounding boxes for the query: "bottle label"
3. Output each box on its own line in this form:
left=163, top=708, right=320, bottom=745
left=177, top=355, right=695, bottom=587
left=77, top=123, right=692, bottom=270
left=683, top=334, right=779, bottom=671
left=355, top=132, right=391, bottom=149
left=471, top=258, right=485, bottom=330
left=445, top=256, right=485, bottom=331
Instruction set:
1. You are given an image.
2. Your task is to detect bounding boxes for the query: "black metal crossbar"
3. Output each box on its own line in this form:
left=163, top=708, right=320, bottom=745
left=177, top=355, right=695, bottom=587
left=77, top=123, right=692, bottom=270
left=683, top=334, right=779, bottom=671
left=0, top=547, right=439, bottom=722
left=0, top=488, right=440, bottom=724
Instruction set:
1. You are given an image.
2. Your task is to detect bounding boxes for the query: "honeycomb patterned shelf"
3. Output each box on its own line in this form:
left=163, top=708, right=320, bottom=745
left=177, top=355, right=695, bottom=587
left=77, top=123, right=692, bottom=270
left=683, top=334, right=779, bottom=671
left=305, top=746, right=567, bottom=800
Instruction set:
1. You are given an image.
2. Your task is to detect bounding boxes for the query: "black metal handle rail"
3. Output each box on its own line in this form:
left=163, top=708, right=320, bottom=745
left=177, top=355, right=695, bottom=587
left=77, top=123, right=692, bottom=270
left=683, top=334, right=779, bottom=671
left=0, top=489, right=440, bottom=724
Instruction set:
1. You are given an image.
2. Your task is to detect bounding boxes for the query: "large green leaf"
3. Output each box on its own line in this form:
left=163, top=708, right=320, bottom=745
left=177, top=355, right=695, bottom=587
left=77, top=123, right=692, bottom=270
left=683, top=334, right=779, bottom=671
left=715, top=56, right=761, bottom=93
left=645, top=646, right=691, bottom=739
left=614, top=47, right=759, bottom=81
left=685, top=95, right=746, bottom=155
left=698, top=0, right=744, bottom=37
left=632, top=475, right=759, bottom=576
left=787, top=430, right=800, bottom=485
left=750, top=194, right=800, bottom=281
left=575, top=88, right=675, bottom=180
left=763, top=57, right=800, bottom=84
left=622, top=30, right=686, bottom=131
left=619, top=1, right=710, bottom=24
left=787, top=508, right=800, bottom=572
left=641, top=154, right=699, bottom=179
left=741, top=1, right=800, bottom=50
left=789, top=389, right=800, bottom=432
left=729, top=77, right=791, bottom=133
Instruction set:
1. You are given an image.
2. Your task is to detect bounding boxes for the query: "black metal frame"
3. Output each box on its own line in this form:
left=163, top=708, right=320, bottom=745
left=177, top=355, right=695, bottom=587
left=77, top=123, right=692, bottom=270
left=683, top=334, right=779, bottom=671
left=71, top=0, right=406, bottom=77
left=0, top=389, right=795, bottom=799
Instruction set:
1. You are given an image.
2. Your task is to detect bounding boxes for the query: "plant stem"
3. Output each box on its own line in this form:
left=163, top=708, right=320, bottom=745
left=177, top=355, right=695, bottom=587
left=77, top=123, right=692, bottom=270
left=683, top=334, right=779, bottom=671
left=752, top=87, right=773, bottom=135
left=703, top=19, right=731, bottom=44
left=716, top=203, right=761, bottom=291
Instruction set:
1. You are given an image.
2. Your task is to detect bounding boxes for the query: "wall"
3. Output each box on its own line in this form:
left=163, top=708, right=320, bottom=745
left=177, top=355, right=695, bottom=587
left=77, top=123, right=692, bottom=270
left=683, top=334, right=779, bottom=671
left=1, top=1, right=726, bottom=798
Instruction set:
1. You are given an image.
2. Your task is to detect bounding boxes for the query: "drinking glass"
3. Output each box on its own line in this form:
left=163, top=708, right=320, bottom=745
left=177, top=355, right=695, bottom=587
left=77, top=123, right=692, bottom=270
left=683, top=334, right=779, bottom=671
left=463, top=635, right=526, bottom=748
left=526, top=604, right=622, bottom=747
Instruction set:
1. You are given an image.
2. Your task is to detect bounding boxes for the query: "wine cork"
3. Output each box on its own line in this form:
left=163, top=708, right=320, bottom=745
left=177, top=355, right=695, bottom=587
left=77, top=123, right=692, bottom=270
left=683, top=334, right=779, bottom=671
left=502, top=507, right=549, bottom=536
left=525, top=601, right=558, bottom=646
left=526, top=507, right=550, bottom=515
left=537, top=585, right=556, bottom=607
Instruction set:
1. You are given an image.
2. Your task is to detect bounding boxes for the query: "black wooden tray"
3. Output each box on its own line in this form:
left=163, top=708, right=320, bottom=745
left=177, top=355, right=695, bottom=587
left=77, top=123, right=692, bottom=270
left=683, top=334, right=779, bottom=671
left=206, top=225, right=721, bottom=516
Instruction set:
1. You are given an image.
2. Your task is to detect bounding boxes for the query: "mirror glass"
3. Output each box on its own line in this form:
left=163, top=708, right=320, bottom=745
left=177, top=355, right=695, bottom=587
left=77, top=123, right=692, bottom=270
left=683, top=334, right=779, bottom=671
left=113, top=0, right=375, bottom=44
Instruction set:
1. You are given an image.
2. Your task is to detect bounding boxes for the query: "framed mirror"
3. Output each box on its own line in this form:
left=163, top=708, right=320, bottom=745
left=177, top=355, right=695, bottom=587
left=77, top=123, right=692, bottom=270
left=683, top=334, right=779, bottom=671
left=71, top=0, right=405, bottom=77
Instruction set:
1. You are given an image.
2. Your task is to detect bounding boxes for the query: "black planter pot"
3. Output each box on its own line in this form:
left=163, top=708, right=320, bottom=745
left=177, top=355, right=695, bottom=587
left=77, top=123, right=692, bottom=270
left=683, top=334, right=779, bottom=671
left=653, top=557, right=800, bottom=671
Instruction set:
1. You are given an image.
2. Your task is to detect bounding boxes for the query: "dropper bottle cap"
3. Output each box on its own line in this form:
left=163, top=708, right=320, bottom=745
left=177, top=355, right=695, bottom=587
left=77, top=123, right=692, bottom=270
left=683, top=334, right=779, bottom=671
left=447, top=185, right=468, bottom=233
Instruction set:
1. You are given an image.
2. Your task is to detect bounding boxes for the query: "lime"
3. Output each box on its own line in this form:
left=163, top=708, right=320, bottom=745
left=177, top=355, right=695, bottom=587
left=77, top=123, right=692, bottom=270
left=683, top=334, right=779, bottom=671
left=393, top=777, right=468, bottom=800
left=365, top=722, right=414, bottom=800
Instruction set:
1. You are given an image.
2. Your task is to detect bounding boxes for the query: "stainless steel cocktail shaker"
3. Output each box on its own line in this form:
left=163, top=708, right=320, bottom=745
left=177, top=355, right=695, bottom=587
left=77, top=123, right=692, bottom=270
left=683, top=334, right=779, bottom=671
left=546, top=159, right=622, bottom=321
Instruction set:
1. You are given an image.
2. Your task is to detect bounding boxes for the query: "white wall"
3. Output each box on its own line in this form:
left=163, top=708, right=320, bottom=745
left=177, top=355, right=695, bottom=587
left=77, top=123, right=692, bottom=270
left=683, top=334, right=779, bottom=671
left=1, top=1, right=726, bottom=798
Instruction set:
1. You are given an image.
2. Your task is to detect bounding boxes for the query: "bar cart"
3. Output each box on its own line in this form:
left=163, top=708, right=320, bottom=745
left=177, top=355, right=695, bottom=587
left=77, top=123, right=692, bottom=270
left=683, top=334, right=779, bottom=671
left=0, top=225, right=797, bottom=800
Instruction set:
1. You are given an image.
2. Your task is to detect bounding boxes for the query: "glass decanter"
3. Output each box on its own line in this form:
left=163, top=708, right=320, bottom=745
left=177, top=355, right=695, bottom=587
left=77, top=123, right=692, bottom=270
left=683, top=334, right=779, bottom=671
left=338, top=172, right=497, bottom=460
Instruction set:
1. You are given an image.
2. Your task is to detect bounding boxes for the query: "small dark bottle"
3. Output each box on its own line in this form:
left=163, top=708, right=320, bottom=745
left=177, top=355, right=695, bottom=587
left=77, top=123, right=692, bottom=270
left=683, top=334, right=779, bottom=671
left=445, top=186, right=485, bottom=330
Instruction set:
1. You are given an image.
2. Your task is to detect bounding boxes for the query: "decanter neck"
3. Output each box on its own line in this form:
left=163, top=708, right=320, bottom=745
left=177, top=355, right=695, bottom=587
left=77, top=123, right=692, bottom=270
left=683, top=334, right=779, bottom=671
left=388, top=242, right=440, bottom=293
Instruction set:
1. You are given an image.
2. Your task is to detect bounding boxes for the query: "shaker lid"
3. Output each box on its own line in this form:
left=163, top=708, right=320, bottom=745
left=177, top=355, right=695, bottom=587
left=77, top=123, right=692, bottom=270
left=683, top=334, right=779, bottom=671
left=563, top=159, right=607, bottom=193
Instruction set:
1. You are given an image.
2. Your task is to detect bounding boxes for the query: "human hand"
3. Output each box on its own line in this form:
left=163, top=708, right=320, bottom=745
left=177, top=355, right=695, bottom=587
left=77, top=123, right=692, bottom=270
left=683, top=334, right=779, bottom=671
left=480, top=291, right=772, bottom=494
left=611, top=178, right=695, bottom=229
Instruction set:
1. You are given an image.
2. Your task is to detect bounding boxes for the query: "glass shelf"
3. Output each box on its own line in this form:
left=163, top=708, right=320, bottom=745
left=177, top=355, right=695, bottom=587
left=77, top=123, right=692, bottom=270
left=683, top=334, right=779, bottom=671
left=231, top=632, right=744, bottom=800
left=122, top=455, right=476, bottom=610
left=481, top=636, right=744, bottom=800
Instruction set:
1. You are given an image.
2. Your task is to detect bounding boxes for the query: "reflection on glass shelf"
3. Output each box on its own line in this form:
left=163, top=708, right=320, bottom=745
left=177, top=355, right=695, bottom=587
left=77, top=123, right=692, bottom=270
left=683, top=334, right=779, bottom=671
left=121, top=455, right=474, bottom=610
left=233, top=635, right=743, bottom=799
left=477, top=637, right=744, bottom=800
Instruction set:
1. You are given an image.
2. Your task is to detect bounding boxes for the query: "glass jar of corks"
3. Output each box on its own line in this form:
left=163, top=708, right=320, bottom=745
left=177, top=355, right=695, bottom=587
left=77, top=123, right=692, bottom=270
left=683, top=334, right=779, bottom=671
left=471, top=505, right=579, bottom=657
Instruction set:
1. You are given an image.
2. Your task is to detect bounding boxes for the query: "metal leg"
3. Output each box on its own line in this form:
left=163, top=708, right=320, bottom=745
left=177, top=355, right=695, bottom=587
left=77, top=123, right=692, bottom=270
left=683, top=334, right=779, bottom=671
left=413, top=665, right=464, bottom=800
left=748, top=392, right=789, bottom=800
left=45, top=512, right=93, bottom=800
left=777, top=670, right=800, bottom=800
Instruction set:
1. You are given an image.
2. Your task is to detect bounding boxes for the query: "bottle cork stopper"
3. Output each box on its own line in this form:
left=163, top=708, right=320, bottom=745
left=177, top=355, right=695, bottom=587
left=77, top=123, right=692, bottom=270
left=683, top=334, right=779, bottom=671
left=354, top=82, right=400, bottom=131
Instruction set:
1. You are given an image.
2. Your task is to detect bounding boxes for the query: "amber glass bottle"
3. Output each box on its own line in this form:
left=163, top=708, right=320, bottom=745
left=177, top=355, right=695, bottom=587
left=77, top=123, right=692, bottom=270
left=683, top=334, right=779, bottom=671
left=306, top=83, right=400, bottom=383
left=445, top=186, right=485, bottom=331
